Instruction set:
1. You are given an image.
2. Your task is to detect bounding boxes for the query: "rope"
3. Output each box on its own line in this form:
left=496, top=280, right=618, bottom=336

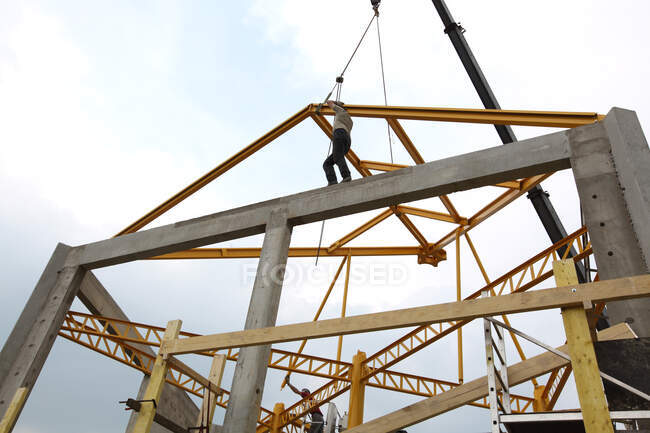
left=376, top=10, right=394, bottom=163
left=314, top=7, right=378, bottom=266
left=315, top=82, right=343, bottom=266
left=340, top=12, right=377, bottom=78
left=316, top=11, right=376, bottom=112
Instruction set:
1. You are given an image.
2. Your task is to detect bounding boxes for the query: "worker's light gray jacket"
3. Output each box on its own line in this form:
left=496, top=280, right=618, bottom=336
left=332, top=104, right=353, bottom=135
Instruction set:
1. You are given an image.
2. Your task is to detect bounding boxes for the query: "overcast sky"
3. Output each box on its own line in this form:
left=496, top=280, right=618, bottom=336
left=1, top=1, right=650, bottom=432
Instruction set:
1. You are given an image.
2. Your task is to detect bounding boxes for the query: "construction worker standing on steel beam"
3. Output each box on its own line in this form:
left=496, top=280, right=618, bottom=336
left=323, top=99, right=353, bottom=186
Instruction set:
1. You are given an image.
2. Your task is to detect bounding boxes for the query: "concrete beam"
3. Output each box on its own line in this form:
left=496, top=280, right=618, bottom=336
left=569, top=108, right=650, bottom=337
left=77, top=272, right=201, bottom=433
left=0, top=244, right=71, bottom=385
left=0, top=246, right=86, bottom=428
left=65, top=129, right=571, bottom=269
left=222, top=209, right=293, bottom=433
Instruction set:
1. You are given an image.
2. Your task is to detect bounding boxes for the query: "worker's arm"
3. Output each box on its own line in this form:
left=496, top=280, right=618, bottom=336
left=327, top=100, right=344, bottom=112
left=285, top=375, right=302, bottom=396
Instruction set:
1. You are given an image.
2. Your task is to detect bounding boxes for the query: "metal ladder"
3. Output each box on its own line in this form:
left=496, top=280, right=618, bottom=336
left=483, top=290, right=511, bottom=433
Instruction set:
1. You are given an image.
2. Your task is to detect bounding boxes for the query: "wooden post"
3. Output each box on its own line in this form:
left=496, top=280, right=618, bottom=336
left=348, top=351, right=367, bottom=428
left=132, top=320, right=182, bottom=433
left=553, top=260, right=613, bottom=433
left=0, top=388, right=28, bottom=433
left=196, top=354, right=226, bottom=430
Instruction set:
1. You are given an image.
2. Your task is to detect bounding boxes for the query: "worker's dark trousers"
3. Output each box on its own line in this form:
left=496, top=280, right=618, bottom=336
left=308, top=413, right=324, bottom=433
left=323, top=128, right=351, bottom=183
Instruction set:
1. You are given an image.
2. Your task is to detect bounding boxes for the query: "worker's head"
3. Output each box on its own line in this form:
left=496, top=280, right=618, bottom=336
left=301, top=388, right=310, bottom=395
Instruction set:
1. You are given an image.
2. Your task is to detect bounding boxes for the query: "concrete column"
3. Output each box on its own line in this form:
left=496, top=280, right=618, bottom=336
left=568, top=107, right=650, bottom=337
left=77, top=272, right=201, bottom=433
left=222, top=208, right=292, bottom=433
left=0, top=244, right=86, bottom=429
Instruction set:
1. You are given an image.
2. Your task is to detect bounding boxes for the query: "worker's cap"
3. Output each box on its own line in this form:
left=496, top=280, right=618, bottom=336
left=301, top=388, right=310, bottom=394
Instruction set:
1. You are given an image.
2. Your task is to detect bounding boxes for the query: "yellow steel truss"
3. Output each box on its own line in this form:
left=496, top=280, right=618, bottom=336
left=92, top=103, right=605, bottom=432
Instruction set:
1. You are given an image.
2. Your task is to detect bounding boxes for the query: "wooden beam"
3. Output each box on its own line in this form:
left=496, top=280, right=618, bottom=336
left=342, top=323, right=634, bottom=433
left=553, top=260, right=613, bottom=433
left=196, top=354, right=226, bottom=430
left=348, top=351, right=367, bottom=428
left=162, top=275, right=650, bottom=355
left=133, top=320, right=182, bottom=433
left=0, top=388, right=28, bottom=433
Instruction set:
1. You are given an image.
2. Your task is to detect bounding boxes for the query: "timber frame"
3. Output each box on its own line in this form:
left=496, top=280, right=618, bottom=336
left=1, top=105, right=650, bottom=433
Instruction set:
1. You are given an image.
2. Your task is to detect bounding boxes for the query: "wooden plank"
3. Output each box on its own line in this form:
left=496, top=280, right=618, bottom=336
left=195, top=354, right=226, bottom=429
left=0, top=387, right=28, bottom=433
left=343, top=323, right=634, bottom=433
left=133, top=320, right=182, bottom=433
left=162, top=275, right=650, bottom=355
left=554, top=260, right=613, bottom=433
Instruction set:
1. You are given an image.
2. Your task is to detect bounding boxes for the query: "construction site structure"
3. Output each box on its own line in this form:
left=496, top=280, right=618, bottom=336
left=2, top=1, right=650, bottom=433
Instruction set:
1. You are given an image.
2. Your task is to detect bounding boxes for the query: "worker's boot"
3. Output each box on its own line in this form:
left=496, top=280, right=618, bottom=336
left=328, top=179, right=338, bottom=186
left=341, top=176, right=351, bottom=183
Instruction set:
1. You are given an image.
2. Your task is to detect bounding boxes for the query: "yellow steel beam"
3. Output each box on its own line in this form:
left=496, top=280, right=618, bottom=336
left=337, top=256, right=352, bottom=362
left=360, top=161, right=521, bottom=192
left=359, top=160, right=408, bottom=172
left=387, top=118, right=424, bottom=164
left=149, top=246, right=422, bottom=260
left=455, top=229, right=463, bottom=384
left=397, top=205, right=466, bottom=225
left=116, top=106, right=311, bottom=236
left=385, top=119, right=464, bottom=226
left=116, top=102, right=599, bottom=238
left=309, top=104, right=604, bottom=128
left=391, top=206, right=429, bottom=248
left=328, top=210, right=393, bottom=253
left=58, top=309, right=533, bottom=432
left=493, top=180, right=523, bottom=190
left=434, top=174, right=553, bottom=250
left=362, top=227, right=590, bottom=375
left=271, top=229, right=592, bottom=431
left=58, top=328, right=273, bottom=428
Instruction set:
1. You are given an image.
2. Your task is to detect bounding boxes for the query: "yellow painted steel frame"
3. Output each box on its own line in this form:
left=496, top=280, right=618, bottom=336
left=115, top=102, right=602, bottom=270
left=92, top=102, right=605, bottom=432
left=60, top=227, right=591, bottom=433
left=257, top=228, right=592, bottom=431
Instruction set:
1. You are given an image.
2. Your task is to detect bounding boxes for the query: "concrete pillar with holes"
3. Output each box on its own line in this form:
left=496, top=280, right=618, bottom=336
left=222, top=208, right=292, bottom=433
left=0, top=244, right=86, bottom=432
left=568, top=107, right=650, bottom=337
